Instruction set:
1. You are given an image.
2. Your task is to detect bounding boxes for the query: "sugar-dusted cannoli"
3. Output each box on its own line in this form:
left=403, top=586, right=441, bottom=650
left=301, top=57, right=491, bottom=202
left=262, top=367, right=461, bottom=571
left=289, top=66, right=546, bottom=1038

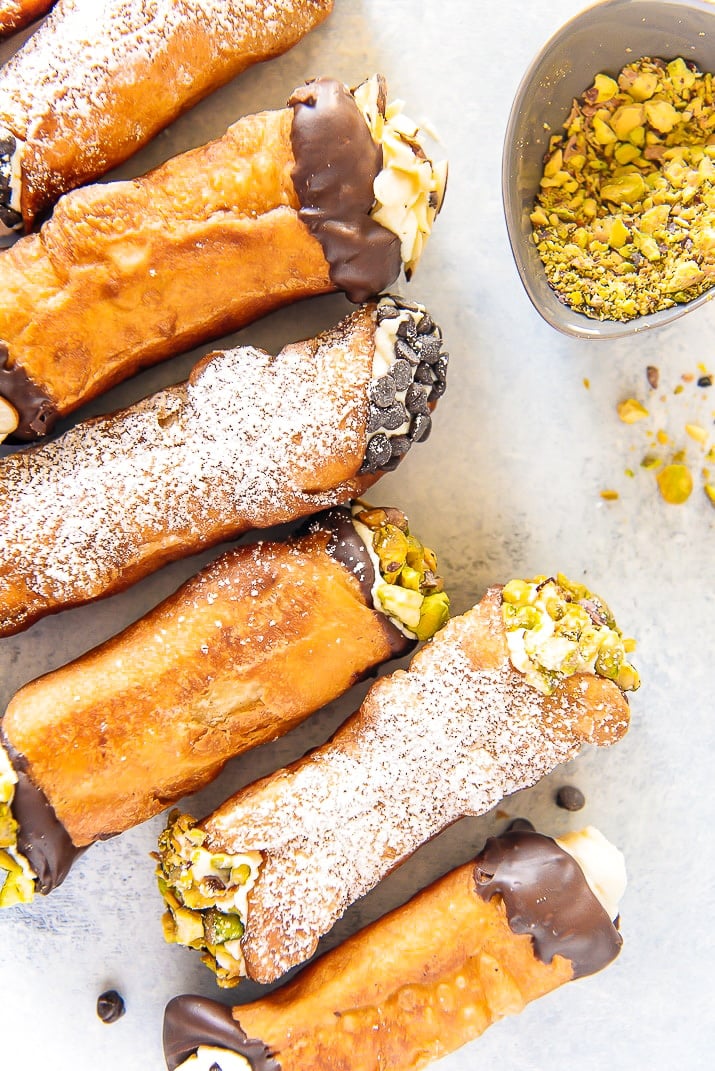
left=0, top=500, right=448, bottom=906
left=0, top=294, right=447, bottom=636
left=0, top=0, right=51, bottom=38
left=0, top=73, right=446, bottom=441
left=0, top=0, right=333, bottom=227
left=156, top=574, right=638, bottom=987
left=162, top=825, right=626, bottom=1071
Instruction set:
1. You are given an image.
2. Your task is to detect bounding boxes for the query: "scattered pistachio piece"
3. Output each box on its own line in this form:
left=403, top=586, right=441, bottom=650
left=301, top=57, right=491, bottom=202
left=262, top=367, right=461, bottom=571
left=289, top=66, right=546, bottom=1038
left=617, top=398, right=649, bottom=423
left=685, top=422, right=709, bottom=445
left=656, top=462, right=694, bottom=504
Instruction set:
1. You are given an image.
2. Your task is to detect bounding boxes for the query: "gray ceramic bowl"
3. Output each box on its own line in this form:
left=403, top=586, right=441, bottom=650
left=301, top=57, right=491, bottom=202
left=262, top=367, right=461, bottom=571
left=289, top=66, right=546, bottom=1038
left=502, top=0, right=715, bottom=339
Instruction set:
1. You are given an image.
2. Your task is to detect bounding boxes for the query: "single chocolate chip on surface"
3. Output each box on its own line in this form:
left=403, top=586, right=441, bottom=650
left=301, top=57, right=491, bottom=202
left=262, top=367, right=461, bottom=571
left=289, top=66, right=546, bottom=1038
left=556, top=785, right=586, bottom=811
left=97, top=989, right=126, bottom=1024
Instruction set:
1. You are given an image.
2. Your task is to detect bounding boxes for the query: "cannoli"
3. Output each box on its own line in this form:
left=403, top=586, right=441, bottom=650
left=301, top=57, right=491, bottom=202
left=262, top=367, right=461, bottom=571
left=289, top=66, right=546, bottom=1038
left=162, top=825, right=626, bottom=1071
left=0, top=500, right=448, bottom=906
left=0, top=294, right=447, bottom=636
left=0, top=1, right=51, bottom=37
left=0, top=73, right=446, bottom=441
left=0, top=0, right=333, bottom=227
left=156, top=574, right=638, bottom=986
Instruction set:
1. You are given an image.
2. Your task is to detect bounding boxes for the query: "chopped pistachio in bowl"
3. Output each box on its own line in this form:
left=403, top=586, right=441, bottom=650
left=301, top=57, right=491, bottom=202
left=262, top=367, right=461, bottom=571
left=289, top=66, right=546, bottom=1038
left=502, top=0, right=715, bottom=339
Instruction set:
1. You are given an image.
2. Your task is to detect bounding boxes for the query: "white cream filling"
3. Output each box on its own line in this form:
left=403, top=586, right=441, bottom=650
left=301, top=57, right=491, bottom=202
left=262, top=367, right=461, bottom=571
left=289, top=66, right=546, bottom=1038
left=0, top=742, right=37, bottom=906
left=353, top=76, right=447, bottom=275
left=350, top=502, right=419, bottom=640
left=556, top=826, right=627, bottom=921
left=161, top=817, right=262, bottom=981
left=175, top=1045, right=251, bottom=1071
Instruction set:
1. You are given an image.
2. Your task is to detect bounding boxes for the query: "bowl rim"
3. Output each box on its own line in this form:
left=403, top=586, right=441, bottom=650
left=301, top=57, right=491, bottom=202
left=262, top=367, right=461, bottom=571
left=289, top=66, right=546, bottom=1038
left=502, top=0, right=715, bottom=340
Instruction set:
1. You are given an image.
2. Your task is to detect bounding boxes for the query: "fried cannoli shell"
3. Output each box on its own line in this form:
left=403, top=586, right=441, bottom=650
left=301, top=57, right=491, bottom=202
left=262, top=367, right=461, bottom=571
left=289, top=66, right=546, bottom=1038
left=1, top=507, right=419, bottom=860
left=0, top=0, right=333, bottom=223
left=0, top=74, right=444, bottom=441
left=0, top=294, right=449, bottom=636
left=0, top=1, right=51, bottom=37
left=163, top=829, right=623, bottom=1071
left=157, top=582, right=631, bottom=986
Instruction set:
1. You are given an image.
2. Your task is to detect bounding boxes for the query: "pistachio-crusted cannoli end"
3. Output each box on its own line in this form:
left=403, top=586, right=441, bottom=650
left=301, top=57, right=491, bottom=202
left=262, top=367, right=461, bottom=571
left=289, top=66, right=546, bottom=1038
left=156, top=811, right=262, bottom=988
left=351, top=500, right=449, bottom=641
left=0, top=744, right=36, bottom=907
left=361, top=294, right=448, bottom=476
left=353, top=74, right=448, bottom=277
left=0, top=127, right=23, bottom=235
left=501, top=574, right=640, bottom=696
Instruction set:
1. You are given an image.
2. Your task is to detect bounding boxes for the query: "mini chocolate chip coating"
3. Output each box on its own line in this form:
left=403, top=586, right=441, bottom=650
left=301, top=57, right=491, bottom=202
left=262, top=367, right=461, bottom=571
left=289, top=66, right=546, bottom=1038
left=163, top=995, right=280, bottom=1071
left=556, top=785, right=586, bottom=811
left=289, top=78, right=401, bottom=303
left=97, top=990, right=125, bottom=1024
left=0, top=341, right=58, bottom=440
left=473, top=830, right=622, bottom=979
left=360, top=297, right=448, bottom=475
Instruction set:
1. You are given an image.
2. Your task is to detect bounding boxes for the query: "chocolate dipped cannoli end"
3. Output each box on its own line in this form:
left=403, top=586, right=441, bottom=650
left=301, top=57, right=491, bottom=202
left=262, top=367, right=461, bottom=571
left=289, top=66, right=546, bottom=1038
left=156, top=573, right=636, bottom=988
left=0, top=293, right=448, bottom=635
left=162, top=827, right=625, bottom=1071
left=0, top=496, right=447, bottom=904
left=0, top=72, right=446, bottom=440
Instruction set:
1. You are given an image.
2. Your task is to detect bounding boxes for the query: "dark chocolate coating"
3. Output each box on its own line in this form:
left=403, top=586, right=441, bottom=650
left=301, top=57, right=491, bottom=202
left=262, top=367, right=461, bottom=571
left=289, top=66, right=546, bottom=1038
left=306, top=506, right=414, bottom=659
left=289, top=78, right=401, bottom=304
left=1, top=735, right=83, bottom=894
left=164, top=995, right=279, bottom=1071
left=0, top=340, right=58, bottom=440
left=473, top=830, right=622, bottom=979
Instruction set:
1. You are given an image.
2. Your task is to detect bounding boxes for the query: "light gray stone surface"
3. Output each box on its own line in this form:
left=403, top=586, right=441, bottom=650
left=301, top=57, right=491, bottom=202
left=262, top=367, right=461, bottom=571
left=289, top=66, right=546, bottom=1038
left=1, top=1, right=713, bottom=1068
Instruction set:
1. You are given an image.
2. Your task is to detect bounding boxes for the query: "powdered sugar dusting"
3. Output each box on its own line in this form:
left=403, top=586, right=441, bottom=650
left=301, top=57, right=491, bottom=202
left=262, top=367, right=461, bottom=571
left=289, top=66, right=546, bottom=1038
left=0, top=308, right=374, bottom=627
left=0, top=0, right=331, bottom=201
left=205, top=594, right=625, bottom=981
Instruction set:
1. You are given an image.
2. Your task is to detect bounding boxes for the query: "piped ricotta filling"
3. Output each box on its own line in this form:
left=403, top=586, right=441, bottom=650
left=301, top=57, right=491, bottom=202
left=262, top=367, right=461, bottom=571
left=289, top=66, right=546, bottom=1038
left=354, top=75, right=447, bottom=276
left=175, top=1046, right=251, bottom=1071
left=556, top=826, right=627, bottom=922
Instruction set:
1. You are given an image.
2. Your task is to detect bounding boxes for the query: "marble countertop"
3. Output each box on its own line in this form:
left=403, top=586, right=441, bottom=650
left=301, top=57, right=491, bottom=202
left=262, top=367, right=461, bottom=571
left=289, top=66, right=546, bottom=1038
left=1, top=2, right=713, bottom=1068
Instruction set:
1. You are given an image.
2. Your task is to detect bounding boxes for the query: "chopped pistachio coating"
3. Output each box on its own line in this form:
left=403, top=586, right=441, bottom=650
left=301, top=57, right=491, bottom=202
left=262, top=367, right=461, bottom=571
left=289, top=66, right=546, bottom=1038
left=353, top=503, right=450, bottom=640
left=155, top=811, right=261, bottom=987
left=532, top=56, right=715, bottom=320
left=353, top=75, right=447, bottom=277
left=0, top=746, right=35, bottom=907
left=501, top=574, right=640, bottom=696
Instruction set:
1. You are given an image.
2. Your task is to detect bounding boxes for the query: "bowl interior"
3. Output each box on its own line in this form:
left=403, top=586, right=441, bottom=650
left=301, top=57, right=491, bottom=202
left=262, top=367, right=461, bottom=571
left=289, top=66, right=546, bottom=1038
left=503, top=0, right=715, bottom=339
